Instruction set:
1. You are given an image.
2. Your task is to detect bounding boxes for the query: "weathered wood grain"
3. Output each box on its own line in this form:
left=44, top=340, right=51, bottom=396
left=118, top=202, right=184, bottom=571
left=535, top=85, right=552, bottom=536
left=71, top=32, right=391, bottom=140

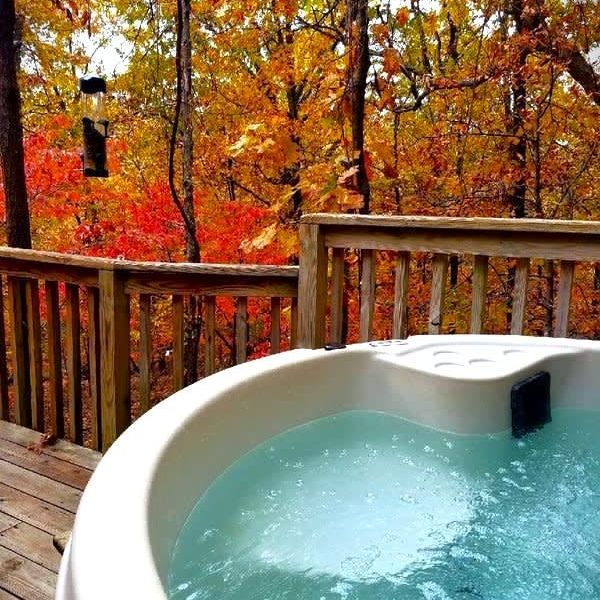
left=87, top=288, right=102, bottom=449
left=0, top=521, right=61, bottom=573
left=7, top=278, right=29, bottom=427
left=301, top=213, right=600, bottom=235
left=329, top=247, right=345, bottom=345
left=235, top=297, right=248, bottom=364
left=24, top=280, right=43, bottom=432
left=204, top=296, right=216, bottom=376
left=555, top=260, right=575, bottom=338
left=359, top=249, right=376, bottom=342
left=0, top=483, right=74, bottom=536
left=99, top=270, right=130, bottom=452
left=0, top=421, right=100, bottom=471
left=64, top=284, right=82, bottom=445
left=172, top=295, right=185, bottom=392
left=429, top=254, right=448, bottom=334
left=392, top=252, right=410, bottom=339
left=0, top=460, right=81, bottom=513
left=470, top=255, right=489, bottom=334
left=123, top=273, right=298, bottom=298
left=0, top=278, right=9, bottom=422
left=0, top=545, right=56, bottom=599
left=270, top=297, right=281, bottom=354
left=323, top=227, right=600, bottom=262
left=297, top=223, right=328, bottom=349
left=510, top=258, right=530, bottom=335
left=290, top=297, right=298, bottom=349
left=0, top=439, right=90, bottom=491
left=44, top=282, right=63, bottom=438
left=138, top=294, right=152, bottom=415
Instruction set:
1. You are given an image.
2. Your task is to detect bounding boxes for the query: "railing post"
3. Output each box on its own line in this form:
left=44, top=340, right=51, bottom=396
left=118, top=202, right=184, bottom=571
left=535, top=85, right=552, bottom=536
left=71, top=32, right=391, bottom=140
left=7, top=277, right=30, bottom=426
left=99, top=269, right=130, bottom=451
left=297, top=223, right=328, bottom=349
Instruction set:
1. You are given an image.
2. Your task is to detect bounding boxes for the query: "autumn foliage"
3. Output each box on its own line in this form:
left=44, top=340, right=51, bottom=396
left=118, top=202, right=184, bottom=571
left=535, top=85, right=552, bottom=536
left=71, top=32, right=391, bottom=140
left=3, top=0, right=600, bottom=355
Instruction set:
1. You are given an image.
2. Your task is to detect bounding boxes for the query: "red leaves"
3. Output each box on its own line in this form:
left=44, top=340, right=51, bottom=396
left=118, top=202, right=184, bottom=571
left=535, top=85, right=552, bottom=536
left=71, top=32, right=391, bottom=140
left=396, top=7, right=410, bottom=27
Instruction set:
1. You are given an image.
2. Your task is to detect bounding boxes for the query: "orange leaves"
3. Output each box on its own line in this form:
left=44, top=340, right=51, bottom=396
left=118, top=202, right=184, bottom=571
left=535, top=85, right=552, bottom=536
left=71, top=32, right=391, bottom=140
left=229, top=122, right=299, bottom=168
left=382, top=48, right=403, bottom=76
left=396, top=7, right=410, bottom=27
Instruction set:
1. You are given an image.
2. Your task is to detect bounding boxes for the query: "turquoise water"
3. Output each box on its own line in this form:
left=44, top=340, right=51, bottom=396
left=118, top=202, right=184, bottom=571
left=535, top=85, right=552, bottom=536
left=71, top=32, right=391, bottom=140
left=168, top=409, right=600, bottom=600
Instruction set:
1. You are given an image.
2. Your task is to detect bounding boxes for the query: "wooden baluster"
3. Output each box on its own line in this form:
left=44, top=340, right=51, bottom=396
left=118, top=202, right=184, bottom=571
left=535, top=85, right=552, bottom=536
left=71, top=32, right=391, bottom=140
left=470, top=255, right=489, bottom=334
left=359, top=249, right=376, bottom=342
left=99, top=270, right=130, bottom=451
left=270, top=297, right=281, bottom=354
left=138, top=294, right=152, bottom=415
left=554, top=260, right=575, bottom=338
left=392, top=252, right=410, bottom=339
left=235, top=297, right=248, bottom=364
left=65, top=284, right=82, bottom=444
left=290, top=297, right=298, bottom=349
left=87, top=287, right=102, bottom=449
left=25, top=280, right=44, bottom=431
left=297, top=223, right=328, bottom=348
left=511, top=258, right=530, bottom=335
left=0, top=277, right=10, bottom=421
left=172, top=295, right=184, bottom=392
left=8, top=277, right=29, bottom=426
left=204, top=296, right=216, bottom=376
left=330, top=247, right=345, bottom=345
left=45, top=281, right=64, bottom=437
left=429, top=254, right=449, bottom=334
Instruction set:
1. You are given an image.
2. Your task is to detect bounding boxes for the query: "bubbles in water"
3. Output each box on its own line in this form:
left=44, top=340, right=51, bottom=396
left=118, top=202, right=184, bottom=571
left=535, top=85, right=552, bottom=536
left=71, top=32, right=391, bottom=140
left=169, top=409, right=600, bottom=600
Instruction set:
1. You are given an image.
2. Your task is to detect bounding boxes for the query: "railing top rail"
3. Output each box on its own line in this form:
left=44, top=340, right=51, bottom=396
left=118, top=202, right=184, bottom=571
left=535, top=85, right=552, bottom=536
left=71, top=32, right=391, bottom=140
left=0, top=246, right=299, bottom=278
left=301, top=214, right=600, bottom=236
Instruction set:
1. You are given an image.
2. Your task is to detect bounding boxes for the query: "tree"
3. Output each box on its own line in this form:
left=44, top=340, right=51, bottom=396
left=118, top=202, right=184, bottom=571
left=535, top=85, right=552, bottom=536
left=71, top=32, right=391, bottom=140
left=169, top=0, right=201, bottom=383
left=343, top=0, right=371, bottom=214
left=0, top=0, right=32, bottom=249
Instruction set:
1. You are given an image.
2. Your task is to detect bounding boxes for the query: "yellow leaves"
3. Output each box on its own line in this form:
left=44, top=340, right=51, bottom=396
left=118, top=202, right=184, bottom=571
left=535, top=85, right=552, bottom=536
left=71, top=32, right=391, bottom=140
left=396, top=7, right=410, bottom=27
left=240, top=223, right=278, bottom=253
left=281, top=137, right=299, bottom=164
left=229, top=121, right=300, bottom=173
left=229, top=134, right=251, bottom=157
left=342, top=190, right=364, bottom=211
left=371, top=23, right=389, bottom=44
left=383, top=48, right=403, bottom=76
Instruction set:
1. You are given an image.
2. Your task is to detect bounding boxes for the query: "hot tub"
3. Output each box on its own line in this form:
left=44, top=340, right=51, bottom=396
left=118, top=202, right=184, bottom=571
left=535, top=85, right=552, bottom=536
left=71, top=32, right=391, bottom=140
left=56, top=335, right=600, bottom=599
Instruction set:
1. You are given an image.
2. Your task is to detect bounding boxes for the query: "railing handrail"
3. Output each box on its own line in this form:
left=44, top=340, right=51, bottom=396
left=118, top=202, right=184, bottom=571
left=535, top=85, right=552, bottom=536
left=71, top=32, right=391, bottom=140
left=301, top=214, right=600, bottom=235
left=0, top=246, right=300, bottom=451
left=297, top=213, right=600, bottom=351
left=0, top=246, right=299, bottom=278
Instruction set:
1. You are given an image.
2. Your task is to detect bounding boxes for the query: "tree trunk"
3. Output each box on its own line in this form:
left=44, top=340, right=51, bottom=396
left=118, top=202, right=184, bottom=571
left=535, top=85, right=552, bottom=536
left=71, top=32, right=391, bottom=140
left=0, top=0, right=33, bottom=423
left=180, top=0, right=201, bottom=385
left=507, top=0, right=528, bottom=219
left=0, top=0, right=32, bottom=249
left=344, top=0, right=371, bottom=214
left=504, top=0, right=528, bottom=331
left=169, top=0, right=201, bottom=385
left=284, top=78, right=303, bottom=220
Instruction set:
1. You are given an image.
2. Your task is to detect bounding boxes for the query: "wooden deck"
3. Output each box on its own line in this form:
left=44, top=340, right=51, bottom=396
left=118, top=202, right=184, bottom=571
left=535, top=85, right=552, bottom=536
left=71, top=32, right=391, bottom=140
left=0, top=421, right=100, bottom=600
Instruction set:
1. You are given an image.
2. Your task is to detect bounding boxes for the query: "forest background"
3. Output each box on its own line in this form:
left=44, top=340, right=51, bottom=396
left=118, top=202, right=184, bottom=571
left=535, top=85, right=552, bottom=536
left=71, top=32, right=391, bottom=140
left=1, top=0, right=599, bottom=395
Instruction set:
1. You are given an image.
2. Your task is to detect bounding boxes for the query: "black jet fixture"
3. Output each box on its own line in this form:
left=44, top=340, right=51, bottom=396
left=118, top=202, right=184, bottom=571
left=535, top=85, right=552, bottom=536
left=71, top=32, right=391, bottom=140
left=80, top=75, right=109, bottom=177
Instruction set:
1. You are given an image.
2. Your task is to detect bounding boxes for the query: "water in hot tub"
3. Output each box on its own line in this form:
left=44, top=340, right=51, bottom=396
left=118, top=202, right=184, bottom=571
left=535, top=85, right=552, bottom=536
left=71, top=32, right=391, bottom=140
left=168, top=409, right=600, bottom=599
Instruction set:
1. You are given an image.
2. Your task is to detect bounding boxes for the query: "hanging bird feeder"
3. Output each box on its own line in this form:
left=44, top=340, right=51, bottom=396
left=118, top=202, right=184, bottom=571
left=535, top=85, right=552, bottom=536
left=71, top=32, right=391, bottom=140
left=80, top=76, right=109, bottom=177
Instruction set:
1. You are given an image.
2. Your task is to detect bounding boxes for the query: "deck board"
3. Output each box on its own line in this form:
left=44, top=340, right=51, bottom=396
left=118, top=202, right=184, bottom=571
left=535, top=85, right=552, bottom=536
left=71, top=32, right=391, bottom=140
left=0, top=422, right=100, bottom=600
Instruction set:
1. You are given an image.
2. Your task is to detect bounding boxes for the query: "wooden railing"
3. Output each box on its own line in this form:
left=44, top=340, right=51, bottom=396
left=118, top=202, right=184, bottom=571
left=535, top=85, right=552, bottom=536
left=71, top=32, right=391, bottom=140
left=297, top=214, right=600, bottom=348
left=4, top=214, right=600, bottom=451
left=0, top=249, right=298, bottom=451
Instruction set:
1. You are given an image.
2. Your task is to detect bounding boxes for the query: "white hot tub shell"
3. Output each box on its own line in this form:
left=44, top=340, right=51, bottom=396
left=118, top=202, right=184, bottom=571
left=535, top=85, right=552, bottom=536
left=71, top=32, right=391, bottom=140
left=56, top=335, right=600, bottom=600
